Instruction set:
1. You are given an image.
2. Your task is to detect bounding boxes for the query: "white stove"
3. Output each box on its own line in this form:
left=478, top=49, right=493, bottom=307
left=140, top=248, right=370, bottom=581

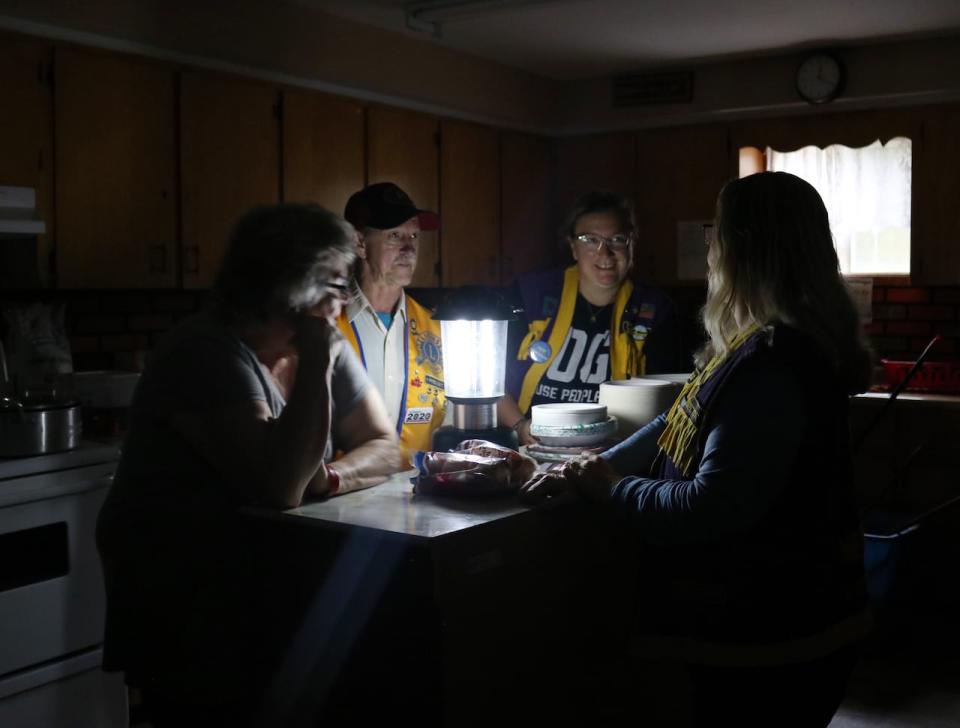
left=0, top=441, right=121, bottom=481
left=0, top=440, right=128, bottom=727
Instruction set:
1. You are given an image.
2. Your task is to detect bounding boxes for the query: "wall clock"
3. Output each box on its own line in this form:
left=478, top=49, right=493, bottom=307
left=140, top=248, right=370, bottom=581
left=796, top=52, right=845, bottom=104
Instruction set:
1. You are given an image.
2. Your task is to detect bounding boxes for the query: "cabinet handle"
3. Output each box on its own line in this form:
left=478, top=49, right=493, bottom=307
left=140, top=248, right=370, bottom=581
left=185, top=245, right=200, bottom=275
left=148, top=244, right=167, bottom=274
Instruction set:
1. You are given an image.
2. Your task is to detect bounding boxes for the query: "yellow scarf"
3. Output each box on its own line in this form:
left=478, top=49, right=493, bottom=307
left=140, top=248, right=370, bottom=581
left=516, top=266, right=641, bottom=414
left=656, top=324, right=761, bottom=477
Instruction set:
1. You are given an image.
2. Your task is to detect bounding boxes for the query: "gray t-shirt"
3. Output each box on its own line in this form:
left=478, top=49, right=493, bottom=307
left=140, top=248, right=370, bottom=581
left=102, top=311, right=369, bottom=520
left=97, top=312, right=370, bottom=687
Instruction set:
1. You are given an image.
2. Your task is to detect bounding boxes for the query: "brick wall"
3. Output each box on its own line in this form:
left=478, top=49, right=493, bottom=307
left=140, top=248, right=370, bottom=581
left=63, top=290, right=206, bottom=371
left=665, top=282, right=960, bottom=372
left=867, top=283, right=960, bottom=362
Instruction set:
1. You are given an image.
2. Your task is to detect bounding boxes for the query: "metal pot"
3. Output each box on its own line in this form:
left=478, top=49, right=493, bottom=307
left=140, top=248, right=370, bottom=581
left=0, top=395, right=82, bottom=457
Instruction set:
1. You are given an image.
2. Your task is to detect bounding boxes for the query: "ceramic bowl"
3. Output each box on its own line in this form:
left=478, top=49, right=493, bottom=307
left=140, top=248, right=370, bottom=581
left=530, top=402, right=607, bottom=428
left=529, top=415, right=617, bottom=447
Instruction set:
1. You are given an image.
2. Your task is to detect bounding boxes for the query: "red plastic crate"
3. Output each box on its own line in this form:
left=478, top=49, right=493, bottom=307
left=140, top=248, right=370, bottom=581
left=881, top=359, right=960, bottom=394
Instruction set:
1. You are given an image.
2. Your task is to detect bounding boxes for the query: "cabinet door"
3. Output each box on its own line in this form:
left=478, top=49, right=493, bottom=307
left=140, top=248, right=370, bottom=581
left=0, top=34, right=53, bottom=287
left=441, top=121, right=499, bottom=286
left=181, top=71, right=280, bottom=289
left=635, top=124, right=730, bottom=285
left=500, top=132, right=554, bottom=282
left=366, top=106, right=440, bottom=288
left=282, top=89, right=364, bottom=216
left=55, top=47, right=177, bottom=288
left=913, top=104, right=960, bottom=285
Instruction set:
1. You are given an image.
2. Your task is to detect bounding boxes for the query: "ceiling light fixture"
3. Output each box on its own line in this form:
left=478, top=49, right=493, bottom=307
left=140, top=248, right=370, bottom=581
left=405, top=0, right=564, bottom=38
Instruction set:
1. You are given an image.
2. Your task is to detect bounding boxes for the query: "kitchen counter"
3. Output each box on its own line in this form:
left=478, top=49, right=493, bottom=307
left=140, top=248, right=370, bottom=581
left=854, top=391, right=960, bottom=408
left=850, top=390, right=960, bottom=512
left=278, top=470, right=530, bottom=540
left=247, top=471, right=624, bottom=726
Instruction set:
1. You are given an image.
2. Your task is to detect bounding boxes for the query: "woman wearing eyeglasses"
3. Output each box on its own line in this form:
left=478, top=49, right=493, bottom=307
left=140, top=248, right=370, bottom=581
left=499, top=189, right=683, bottom=444
left=96, top=203, right=401, bottom=726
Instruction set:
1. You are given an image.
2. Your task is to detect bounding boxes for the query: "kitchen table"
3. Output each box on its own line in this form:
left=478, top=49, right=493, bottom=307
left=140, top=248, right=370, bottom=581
left=245, top=471, right=631, bottom=727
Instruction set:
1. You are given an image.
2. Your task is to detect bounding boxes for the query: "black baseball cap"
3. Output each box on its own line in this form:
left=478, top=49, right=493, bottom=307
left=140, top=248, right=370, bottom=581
left=343, top=182, right=440, bottom=232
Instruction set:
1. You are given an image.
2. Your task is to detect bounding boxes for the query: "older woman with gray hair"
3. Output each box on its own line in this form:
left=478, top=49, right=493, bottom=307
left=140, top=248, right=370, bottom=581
left=97, top=203, right=401, bottom=726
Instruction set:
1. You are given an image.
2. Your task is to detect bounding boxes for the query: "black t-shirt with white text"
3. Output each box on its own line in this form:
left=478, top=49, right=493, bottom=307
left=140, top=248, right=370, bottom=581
left=529, top=294, right=612, bottom=407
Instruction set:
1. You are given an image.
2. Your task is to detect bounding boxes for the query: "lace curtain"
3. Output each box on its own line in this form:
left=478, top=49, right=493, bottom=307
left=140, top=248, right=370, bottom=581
left=767, top=137, right=912, bottom=275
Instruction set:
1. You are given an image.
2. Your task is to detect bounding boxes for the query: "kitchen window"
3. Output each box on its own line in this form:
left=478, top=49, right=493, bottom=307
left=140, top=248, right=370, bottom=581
left=738, top=138, right=912, bottom=276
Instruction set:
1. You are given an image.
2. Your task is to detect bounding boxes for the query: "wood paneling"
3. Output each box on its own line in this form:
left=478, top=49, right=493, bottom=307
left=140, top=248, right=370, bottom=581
left=180, top=71, right=280, bottom=289
left=500, top=132, right=555, bottom=282
left=636, top=124, right=731, bottom=285
left=366, top=106, right=440, bottom=288
left=0, top=34, right=53, bottom=286
left=731, top=108, right=920, bottom=152
left=913, top=104, right=960, bottom=285
left=440, top=120, right=499, bottom=286
left=55, top=47, right=177, bottom=288
left=554, top=133, right=637, bottom=223
left=282, top=88, right=365, bottom=216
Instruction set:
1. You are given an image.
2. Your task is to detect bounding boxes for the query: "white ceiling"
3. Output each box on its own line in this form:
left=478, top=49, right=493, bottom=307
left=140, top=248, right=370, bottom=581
left=296, top=0, right=960, bottom=80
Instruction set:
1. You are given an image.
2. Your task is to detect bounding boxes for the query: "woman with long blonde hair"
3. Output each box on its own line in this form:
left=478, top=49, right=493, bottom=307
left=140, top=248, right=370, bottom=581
left=522, top=172, right=872, bottom=727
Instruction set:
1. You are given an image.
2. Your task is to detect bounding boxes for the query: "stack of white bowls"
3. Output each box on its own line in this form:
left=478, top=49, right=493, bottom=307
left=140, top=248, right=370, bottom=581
left=598, top=374, right=690, bottom=438
left=527, top=403, right=617, bottom=462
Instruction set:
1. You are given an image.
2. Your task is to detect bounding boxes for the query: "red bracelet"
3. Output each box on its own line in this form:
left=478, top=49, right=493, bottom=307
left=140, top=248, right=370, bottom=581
left=325, top=464, right=341, bottom=496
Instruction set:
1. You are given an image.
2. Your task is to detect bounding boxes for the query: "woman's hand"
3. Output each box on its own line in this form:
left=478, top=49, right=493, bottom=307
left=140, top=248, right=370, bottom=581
left=519, top=468, right=577, bottom=505
left=292, top=313, right=342, bottom=368
left=560, top=454, right=620, bottom=503
left=514, top=417, right=539, bottom=446
left=519, top=454, right=620, bottom=506
left=497, top=395, right=539, bottom=446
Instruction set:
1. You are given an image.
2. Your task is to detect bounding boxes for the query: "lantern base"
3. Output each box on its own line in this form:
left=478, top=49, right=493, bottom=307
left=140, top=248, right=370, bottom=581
left=430, top=425, right=519, bottom=453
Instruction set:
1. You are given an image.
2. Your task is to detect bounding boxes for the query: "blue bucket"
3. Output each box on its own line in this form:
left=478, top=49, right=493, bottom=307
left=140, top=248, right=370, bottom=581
left=863, top=520, right=920, bottom=606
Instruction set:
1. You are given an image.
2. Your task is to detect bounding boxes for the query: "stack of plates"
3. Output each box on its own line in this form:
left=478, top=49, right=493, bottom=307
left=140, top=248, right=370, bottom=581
left=598, top=374, right=690, bottom=438
left=528, top=403, right=617, bottom=460
left=526, top=442, right=606, bottom=463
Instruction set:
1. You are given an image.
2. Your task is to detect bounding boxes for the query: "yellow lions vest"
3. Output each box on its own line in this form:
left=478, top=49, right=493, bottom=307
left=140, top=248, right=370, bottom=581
left=515, top=266, right=648, bottom=414
left=337, top=294, right=447, bottom=457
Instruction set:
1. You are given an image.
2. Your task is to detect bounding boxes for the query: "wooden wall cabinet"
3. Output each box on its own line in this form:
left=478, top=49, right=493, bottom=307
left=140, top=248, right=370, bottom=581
left=912, top=104, right=960, bottom=285
left=440, top=120, right=500, bottom=286
left=180, top=71, right=280, bottom=289
left=282, top=89, right=365, bottom=216
left=500, top=132, right=555, bottom=283
left=635, top=124, right=730, bottom=285
left=0, top=34, right=54, bottom=287
left=367, top=106, right=440, bottom=288
left=54, top=47, right=177, bottom=288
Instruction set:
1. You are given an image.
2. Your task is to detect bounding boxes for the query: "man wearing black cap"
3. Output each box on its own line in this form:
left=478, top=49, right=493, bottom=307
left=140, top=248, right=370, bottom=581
left=339, top=182, right=447, bottom=460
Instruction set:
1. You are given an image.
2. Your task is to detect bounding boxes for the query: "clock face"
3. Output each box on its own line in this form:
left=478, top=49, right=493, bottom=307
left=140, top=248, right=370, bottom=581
left=796, top=53, right=844, bottom=104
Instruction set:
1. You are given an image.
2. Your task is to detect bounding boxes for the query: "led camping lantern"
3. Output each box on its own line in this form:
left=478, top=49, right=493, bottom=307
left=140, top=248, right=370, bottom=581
left=430, top=287, right=519, bottom=452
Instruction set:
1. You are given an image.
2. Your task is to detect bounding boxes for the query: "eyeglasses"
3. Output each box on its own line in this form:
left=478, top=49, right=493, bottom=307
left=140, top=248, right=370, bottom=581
left=323, top=279, right=352, bottom=299
left=573, top=233, right=632, bottom=254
